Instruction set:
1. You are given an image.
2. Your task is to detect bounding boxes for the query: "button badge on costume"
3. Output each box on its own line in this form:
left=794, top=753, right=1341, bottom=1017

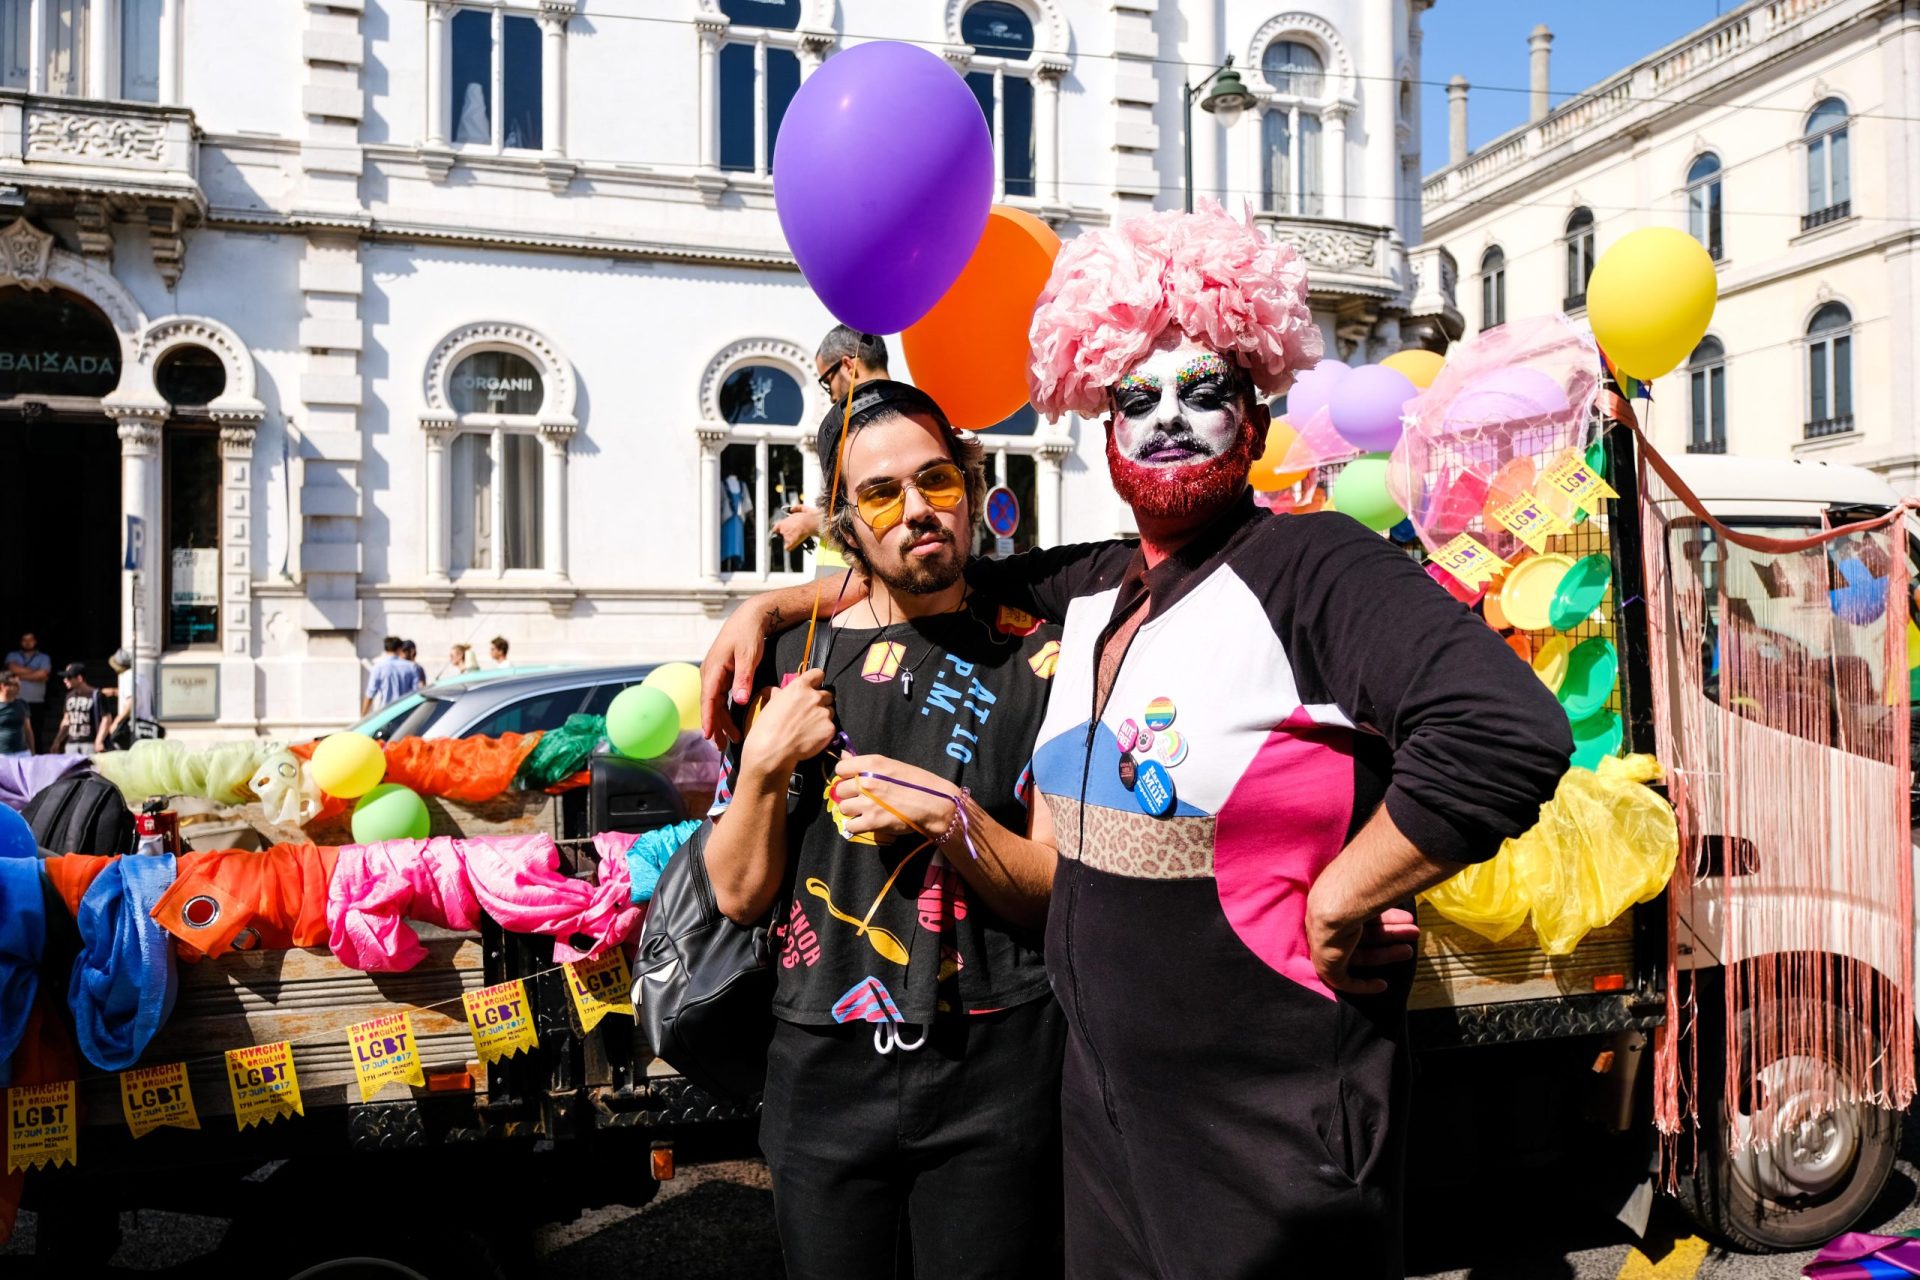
left=1157, top=730, right=1188, bottom=767
left=1134, top=759, right=1176, bottom=817
left=1144, top=698, right=1177, bottom=731
left=1117, top=752, right=1138, bottom=790
left=1117, top=719, right=1141, bottom=753
left=1133, top=727, right=1154, bottom=756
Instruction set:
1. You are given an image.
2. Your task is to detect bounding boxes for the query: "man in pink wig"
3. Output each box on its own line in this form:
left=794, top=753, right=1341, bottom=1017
left=705, top=201, right=1570, bottom=1276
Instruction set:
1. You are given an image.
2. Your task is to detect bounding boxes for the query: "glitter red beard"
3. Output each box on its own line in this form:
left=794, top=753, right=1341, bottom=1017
left=1105, top=418, right=1258, bottom=522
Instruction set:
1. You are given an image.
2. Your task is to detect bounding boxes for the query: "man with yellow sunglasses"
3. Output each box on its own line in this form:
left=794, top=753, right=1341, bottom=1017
left=704, top=379, right=1067, bottom=1280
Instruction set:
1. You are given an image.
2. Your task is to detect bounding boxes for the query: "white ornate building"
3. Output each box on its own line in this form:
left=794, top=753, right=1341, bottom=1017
left=0, top=0, right=1453, bottom=737
left=1420, top=0, right=1920, bottom=491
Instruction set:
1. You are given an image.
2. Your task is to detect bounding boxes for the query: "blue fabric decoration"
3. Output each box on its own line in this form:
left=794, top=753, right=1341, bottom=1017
left=70, top=853, right=179, bottom=1071
left=0, top=853, right=45, bottom=1087
left=627, top=819, right=707, bottom=905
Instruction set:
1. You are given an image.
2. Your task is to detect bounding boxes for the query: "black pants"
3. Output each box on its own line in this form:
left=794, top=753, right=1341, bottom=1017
left=758, top=997, right=1066, bottom=1280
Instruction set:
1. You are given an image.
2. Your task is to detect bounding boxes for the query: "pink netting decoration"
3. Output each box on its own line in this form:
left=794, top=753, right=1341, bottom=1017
left=1026, top=198, right=1323, bottom=420
left=1390, top=314, right=1601, bottom=559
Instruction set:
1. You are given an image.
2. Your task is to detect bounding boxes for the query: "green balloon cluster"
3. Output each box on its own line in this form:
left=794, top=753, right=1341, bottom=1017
left=607, top=685, right=680, bottom=760
left=351, top=782, right=431, bottom=843
left=1330, top=455, right=1405, bottom=533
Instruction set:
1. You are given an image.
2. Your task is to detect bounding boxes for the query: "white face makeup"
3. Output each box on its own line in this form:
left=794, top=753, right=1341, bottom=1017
left=1107, top=337, right=1246, bottom=469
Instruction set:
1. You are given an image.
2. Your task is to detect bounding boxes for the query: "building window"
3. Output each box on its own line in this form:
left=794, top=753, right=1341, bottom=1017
left=1563, top=207, right=1595, bottom=311
left=716, top=363, right=809, bottom=577
left=155, top=346, right=226, bottom=408
left=448, top=350, right=546, bottom=573
left=1687, top=153, right=1722, bottom=261
left=450, top=5, right=543, bottom=151
left=1803, top=98, right=1850, bottom=230
left=1260, top=39, right=1327, bottom=218
left=165, top=427, right=220, bottom=649
left=1687, top=336, right=1726, bottom=454
left=718, top=0, right=800, bottom=176
left=1805, top=302, right=1853, bottom=438
left=963, top=2, right=1036, bottom=200
left=1479, top=245, right=1506, bottom=331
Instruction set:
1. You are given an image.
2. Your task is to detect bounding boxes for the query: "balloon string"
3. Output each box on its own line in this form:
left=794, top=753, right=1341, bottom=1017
left=799, top=373, right=858, bottom=674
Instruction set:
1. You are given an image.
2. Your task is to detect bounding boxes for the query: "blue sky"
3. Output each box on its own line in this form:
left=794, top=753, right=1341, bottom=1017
left=1421, top=1, right=1738, bottom=166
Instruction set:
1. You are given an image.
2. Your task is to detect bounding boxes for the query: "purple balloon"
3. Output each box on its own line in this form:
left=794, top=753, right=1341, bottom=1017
left=1445, top=367, right=1573, bottom=432
left=1329, top=365, right=1416, bottom=452
left=1286, top=359, right=1352, bottom=425
left=773, top=42, right=994, bottom=335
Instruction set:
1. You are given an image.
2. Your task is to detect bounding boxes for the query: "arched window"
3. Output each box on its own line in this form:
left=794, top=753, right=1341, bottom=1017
left=1261, top=39, right=1328, bottom=218
left=1479, top=245, right=1506, bottom=331
left=1687, top=153, right=1723, bottom=261
left=718, top=0, right=802, bottom=176
left=449, top=350, right=547, bottom=573
left=1687, top=336, right=1726, bottom=454
left=1805, top=302, right=1853, bottom=437
left=1564, top=207, right=1595, bottom=309
left=1804, top=98, right=1850, bottom=228
left=963, top=2, right=1037, bottom=199
left=716, top=363, right=810, bottom=576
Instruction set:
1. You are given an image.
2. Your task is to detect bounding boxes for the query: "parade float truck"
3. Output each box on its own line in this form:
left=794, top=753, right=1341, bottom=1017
left=17, top=754, right=753, bottom=1278
left=1406, top=418, right=1918, bottom=1254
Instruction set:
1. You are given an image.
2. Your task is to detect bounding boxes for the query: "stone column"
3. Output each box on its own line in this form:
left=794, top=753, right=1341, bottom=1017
left=217, top=420, right=260, bottom=658
left=115, top=412, right=165, bottom=713
left=1037, top=441, right=1070, bottom=547
left=85, top=0, right=112, bottom=99
left=1036, top=61, right=1065, bottom=208
left=1324, top=102, right=1351, bottom=219
left=698, top=429, right=725, bottom=582
left=696, top=17, right=727, bottom=173
left=539, top=422, right=572, bottom=580
left=1529, top=26, right=1553, bottom=122
left=539, top=4, right=567, bottom=156
left=421, top=416, right=454, bottom=580
left=425, top=2, right=449, bottom=146
left=26, top=0, right=43, bottom=94
left=158, top=0, right=180, bottom=103
left=1446, top=77, right=1468, bottom=166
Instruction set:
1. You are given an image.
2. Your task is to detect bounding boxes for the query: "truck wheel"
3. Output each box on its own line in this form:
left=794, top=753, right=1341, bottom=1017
left=1677, top=994, right=1901, bottom=1251
left=237, top=1222, right=515, bottom=1280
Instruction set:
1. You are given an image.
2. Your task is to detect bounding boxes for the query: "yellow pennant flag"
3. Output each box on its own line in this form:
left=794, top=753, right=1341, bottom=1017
left=226, top=1042, right=303, bottom=1130
left=1488, top=491, right=1572, bottom=555
left=565, top=949, right=636, bottom=1035
left=347, top=1012, right=427, bottom=1104
left=1541, top=448, right=1619, bottom=517
left=463, top=979, right=540, bottom=1065
left=1431, top=533, right=1509, bottom=588
left=120, top=1062, right=199, bottom=1139
left=7, top=1081, right=77, bottom=1173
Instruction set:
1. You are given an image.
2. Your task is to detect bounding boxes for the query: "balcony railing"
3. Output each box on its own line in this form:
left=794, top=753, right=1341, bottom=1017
left=1251, top=213, right=1398, bottom=301
left=1562, top=291, right=1587, bottom=313
left=1805, top=415, right=1855, bottom=439
left=1687, top=438, right=1728, bottom=455
left=0, top=90, right=200, bottom=201
left=1801, top=200, right=1850, bottom=232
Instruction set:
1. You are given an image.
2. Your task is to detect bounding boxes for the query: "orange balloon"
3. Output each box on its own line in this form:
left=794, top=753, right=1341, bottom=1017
left=901, top=206, right=1061, bottom=430
left=1249, top=418, right=1311, bottom=492
left=1381, top=348, right=1445, bottom=390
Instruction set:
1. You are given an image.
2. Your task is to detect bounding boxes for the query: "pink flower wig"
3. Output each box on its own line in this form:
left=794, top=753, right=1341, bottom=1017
left=1027, top=199, right=1323, bottom=420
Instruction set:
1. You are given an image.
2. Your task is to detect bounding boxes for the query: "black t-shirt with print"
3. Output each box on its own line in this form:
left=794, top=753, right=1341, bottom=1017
left=712, top=595, right=1062, bottom=1027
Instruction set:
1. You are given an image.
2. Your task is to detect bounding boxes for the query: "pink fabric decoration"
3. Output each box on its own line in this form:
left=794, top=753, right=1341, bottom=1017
left=325, top=833, right=646, bottom=972
left=1027, top=199, right=1322, bottom=420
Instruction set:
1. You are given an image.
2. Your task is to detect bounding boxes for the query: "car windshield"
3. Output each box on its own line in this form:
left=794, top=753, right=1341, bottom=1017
left=352, top=693, right=423, bottom=740
left=381, top=696, right=457, bottom=741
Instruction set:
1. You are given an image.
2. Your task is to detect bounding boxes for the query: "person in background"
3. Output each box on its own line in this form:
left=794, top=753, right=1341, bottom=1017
left=772, top=327, right=893, bottom=558
left=4, top=633, right=50, bottom=753
left=49, top=664, right=104, bottom=756
left=98, top=648, right=155, bottom=752
left=489, top=636, right=510, bottom=666
left=0, top=674, right=34, bottom=756
left=402, top=640, right=429, bottom=688
left=362, top=636, right=422, bottom=715
left=445, top=643, right=480, bottom=681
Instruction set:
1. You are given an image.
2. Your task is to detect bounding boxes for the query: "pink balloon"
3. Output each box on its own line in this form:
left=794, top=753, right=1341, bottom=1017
left=1286, top=360, right=1352, bottom=426
left=1329, top=365, right=1417, bottom=452
left=1444, top=367, right=1572, bottom=434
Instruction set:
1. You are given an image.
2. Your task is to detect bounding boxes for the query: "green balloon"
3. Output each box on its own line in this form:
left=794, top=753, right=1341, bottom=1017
left=1330, top=456, right=1405, bottom=532
left=351, top=782, right=431, bottom=843
left=608, top=685, right=680, bottom=760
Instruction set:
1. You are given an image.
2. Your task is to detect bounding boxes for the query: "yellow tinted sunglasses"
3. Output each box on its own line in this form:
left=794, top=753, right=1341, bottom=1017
left=853, top=461, right=966, bottom=534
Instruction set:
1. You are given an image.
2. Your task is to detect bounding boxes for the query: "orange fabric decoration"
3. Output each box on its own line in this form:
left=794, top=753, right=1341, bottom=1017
left=382, top=732, right=541, bottom=803
left=149, top=844, right=340, bottom=959
left=42, top=854, right=120, bottom=919
left=0, top=993, right=79, bottom=1243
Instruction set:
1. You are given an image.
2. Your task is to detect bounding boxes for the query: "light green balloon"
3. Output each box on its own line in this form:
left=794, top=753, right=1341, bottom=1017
left=351, top=782, right=431, bottom=843
left=608, top=685, right=680, bottom=760
left=1330, top=456, right=1405, bottom=533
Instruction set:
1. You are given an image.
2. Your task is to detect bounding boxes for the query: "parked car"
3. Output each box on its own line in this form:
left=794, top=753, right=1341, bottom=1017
left=350, top=663, right=669, bottom=742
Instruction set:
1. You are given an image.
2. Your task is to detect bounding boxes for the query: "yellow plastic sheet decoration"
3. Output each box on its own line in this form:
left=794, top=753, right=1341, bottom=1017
left=1421, top=754, right=1677, bottom=957
left=94, top=740, right=279, bottom=807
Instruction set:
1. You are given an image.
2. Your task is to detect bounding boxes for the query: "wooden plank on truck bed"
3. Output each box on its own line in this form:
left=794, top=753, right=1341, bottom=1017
left=175, top=788, right=562, bottom=851
left=81, top=932, right=487, bottom=1122
left=1410, top=903, right=1636, bottom=1010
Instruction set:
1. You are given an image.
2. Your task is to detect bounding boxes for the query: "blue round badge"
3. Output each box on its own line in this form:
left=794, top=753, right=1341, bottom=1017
left=1134, top=759, right=1176, bottom=817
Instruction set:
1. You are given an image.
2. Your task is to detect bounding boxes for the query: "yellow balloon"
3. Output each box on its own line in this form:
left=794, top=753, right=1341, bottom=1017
left=1586, top=227, right=1718, bottom=380
left=642, top=661, right=704, bottom=733
left=1381, top=348, right=1445, bottom=390
left=309, top=731, right=387, bottom=799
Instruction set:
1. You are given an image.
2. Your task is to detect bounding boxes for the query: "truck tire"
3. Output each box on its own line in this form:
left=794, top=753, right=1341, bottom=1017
left=1676, top=992, right=1901, bottom=1251
left=261, top=1224, right=513, bottom=1280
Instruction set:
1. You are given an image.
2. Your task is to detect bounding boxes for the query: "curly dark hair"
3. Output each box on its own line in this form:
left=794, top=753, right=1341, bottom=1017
left=815, top=380, right=986, bottom=578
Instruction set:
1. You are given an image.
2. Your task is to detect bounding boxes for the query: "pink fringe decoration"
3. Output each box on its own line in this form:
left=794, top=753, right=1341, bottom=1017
left=1026, top=198, right=1322, bottom=420
left=1635, top=412, right=1915, bottom=1178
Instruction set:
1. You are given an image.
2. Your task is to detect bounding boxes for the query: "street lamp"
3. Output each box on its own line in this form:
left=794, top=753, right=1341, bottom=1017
left=1185, top=55, right=1257, bottom=212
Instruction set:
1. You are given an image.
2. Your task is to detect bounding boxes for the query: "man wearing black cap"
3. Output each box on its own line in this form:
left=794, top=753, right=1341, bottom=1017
left=48, top=663, right=105, bottom=756
left=705, top=379, right=1065, bottom=1280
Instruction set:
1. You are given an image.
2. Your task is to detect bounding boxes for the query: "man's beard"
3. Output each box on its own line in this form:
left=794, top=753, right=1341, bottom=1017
left=1106, top=416, right=1258, bottom=522
left=869, top=517, right=965, bottom=596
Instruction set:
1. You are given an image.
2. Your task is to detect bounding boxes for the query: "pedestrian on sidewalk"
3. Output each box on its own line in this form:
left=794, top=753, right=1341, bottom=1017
left=5, top=633, right=51, bottom=753
left=49, top=664, right=105, bottom=757
left=0, top=674, right=34, bottom=756
left=362, top=636, right=422, bottom=715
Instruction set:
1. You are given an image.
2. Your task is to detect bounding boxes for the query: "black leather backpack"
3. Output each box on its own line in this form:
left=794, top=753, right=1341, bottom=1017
left=633, top=820, right=774, bottom=1104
